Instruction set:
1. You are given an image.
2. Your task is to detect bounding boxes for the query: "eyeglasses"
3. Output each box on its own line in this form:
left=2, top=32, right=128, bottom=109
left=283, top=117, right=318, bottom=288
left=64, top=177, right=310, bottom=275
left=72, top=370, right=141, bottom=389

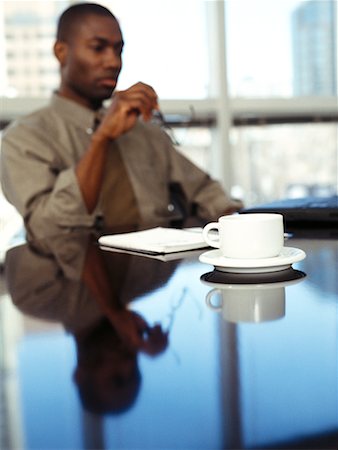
left=152, top=109, right=180, bottom=146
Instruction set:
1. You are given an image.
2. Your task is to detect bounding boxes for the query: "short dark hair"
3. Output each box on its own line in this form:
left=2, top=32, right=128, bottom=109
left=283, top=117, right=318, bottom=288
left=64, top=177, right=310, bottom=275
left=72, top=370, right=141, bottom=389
left=56, top=2, right=117, bottom=41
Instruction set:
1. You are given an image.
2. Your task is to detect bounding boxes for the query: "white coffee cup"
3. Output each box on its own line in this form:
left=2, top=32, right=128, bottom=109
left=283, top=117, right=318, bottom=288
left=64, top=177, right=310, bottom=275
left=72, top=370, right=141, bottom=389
left=202, top=213, right=284, bottom=259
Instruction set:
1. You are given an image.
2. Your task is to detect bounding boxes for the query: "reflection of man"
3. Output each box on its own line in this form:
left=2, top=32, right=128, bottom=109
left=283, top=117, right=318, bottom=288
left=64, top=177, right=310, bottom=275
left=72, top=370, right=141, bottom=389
left=5, top=231, right=177, bottom=414
left=74, top=316, right=167, bottom=414
left=1, top=2, right=242, bottom=240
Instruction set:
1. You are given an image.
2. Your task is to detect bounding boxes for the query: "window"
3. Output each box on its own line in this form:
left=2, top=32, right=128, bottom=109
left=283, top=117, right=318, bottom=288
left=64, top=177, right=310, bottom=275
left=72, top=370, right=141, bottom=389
left=226, top=0, right=338, bottom=203
left=231, top=123, right=338, bottom=204
left=226, top=0, right=337, bottom=98
left=1, top=1, right=66, bottom=98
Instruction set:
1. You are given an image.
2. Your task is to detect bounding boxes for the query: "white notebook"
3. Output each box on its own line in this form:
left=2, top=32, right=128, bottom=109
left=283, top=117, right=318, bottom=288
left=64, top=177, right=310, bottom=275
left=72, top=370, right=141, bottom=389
left=98, top=227, right=208, bottom=254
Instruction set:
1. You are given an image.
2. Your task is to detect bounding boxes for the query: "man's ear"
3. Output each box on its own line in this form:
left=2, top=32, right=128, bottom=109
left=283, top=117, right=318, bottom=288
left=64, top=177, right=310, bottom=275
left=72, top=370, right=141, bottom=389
left=54, top=40, right=68, bottom=66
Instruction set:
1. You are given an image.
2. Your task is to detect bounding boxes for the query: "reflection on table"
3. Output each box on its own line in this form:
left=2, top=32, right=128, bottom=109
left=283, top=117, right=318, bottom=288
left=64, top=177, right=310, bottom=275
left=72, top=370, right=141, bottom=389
left=0, top=230, right=337, bottom=450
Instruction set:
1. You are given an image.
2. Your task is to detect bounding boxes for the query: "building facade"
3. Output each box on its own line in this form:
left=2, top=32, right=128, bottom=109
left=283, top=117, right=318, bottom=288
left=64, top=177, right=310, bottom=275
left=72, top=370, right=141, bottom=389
left=292, top=0, right=337, bottom=96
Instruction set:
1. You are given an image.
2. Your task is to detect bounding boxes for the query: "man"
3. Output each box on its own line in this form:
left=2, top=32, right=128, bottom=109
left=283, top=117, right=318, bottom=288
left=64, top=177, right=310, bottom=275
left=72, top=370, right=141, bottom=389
left=1, top=2, right=243, bottom=239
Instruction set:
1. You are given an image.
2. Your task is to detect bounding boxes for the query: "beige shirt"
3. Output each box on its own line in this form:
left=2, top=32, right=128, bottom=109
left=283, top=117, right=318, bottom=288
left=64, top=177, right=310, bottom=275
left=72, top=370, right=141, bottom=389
left=1, top=94, right=241, bottom=239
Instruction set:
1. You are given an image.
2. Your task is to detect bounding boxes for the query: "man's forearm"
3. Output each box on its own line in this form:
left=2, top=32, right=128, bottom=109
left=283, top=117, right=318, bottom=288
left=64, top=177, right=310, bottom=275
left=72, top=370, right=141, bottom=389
left=75, top=133, right=111, bottom=213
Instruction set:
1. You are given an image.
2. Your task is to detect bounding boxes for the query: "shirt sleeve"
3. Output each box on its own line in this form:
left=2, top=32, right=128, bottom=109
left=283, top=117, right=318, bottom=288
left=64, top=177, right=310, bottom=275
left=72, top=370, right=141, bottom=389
left=1, top=121, right=99, bottom=239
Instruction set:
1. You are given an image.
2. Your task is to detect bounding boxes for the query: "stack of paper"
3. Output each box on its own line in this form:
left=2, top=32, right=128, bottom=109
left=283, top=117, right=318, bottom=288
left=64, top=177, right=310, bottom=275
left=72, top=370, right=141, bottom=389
left=98, top=227, right=208, bottom=255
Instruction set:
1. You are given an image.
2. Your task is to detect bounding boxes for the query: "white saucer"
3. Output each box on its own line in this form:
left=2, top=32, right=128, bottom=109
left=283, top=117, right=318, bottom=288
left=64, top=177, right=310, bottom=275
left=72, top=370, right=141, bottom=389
left=199, top=247, right=306, bottom=273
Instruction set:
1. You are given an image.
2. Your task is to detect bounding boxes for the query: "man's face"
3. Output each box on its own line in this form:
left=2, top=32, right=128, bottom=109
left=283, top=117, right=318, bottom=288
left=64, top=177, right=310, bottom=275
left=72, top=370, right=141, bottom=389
left=58, top=14, right=124, bottom=108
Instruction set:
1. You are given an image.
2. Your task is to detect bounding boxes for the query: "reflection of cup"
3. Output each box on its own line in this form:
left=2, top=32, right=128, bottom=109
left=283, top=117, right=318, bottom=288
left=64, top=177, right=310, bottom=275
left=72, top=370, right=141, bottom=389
left=205, top=284, right=286, bottom=323
left=202, top=213, right=284, bottom=259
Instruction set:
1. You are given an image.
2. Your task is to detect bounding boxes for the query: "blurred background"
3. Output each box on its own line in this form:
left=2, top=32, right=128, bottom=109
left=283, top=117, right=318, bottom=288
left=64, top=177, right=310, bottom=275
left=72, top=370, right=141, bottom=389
left=0, top=0, right=337, bottom=248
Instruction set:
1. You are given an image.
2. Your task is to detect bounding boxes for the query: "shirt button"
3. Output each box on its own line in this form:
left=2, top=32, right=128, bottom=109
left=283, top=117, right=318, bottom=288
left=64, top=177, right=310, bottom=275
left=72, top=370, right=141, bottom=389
left=86, top=127, right=93, bottom=135
left=168, top=203, right=175, bottom=212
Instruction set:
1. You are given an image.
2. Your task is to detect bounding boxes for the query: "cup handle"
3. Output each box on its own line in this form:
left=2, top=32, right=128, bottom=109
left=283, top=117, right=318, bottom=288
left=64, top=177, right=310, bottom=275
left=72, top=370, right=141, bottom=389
left=205, top=289, right=222, bottom=311
left=202, top=222, right=220, bottom=248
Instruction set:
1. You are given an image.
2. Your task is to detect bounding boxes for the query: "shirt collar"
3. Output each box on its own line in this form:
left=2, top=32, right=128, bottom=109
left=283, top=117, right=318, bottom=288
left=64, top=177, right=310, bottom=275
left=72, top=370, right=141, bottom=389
left=50, top=93, right=103, bottom=133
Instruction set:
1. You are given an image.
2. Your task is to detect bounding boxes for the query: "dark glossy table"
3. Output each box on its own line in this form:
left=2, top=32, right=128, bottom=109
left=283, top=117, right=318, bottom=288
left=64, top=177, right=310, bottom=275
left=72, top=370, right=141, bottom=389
left=0, top=228, right=337, bottom=450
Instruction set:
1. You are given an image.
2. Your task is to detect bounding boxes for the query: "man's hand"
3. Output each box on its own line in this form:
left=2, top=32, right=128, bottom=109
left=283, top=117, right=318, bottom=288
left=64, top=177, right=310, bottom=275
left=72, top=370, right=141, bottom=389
left=108, top=309, right=168, bottom=354
left=108, top=309, right=151, bottom=349
left=75, top=82, right=158, bottom=213
left=95, top=82, right=159, bottom=141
